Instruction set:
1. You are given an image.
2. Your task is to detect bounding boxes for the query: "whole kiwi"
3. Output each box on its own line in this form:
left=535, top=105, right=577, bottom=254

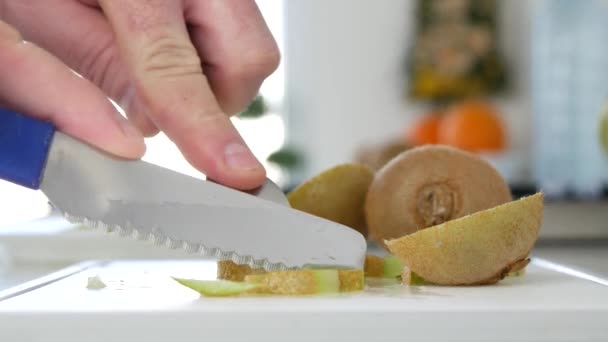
left=364, top=145, right=512, bottom=246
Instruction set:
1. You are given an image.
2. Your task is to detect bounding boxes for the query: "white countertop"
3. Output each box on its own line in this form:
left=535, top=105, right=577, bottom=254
left=0, top=214, right=607, bottom=341
left=0, top=257, right=607, bottom=342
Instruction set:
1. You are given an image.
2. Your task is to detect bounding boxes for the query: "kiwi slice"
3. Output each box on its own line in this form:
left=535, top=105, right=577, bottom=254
left=217, top=260, right=265, bottom=281
left=219, top=261, right=364, bottom=294
left=245, top=269, right=341, bottom=295
left=287, top=163, right=374, bottom=236
left=364, top=254, right=404, bottom=278
left=338, top=269, right=365, bottom=292
left=173, top=278, right=260, bottom=297
left=385, top=193, right=543, bottom=285
left=365, top=145, right=512, bottom=245
left=383, top=255, right=404, bottom=278
left=364, top=255, right=385, bottom=278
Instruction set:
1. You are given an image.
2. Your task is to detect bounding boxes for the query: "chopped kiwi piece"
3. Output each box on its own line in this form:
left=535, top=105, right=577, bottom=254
left=386, top=193, right=543, bottom=285
left=244, top=269, right=341, bottom=295
left=338, top=269, right=365, bottom=292
left=217, top=260, right=265, bottom=281
left=314, top=270, right=341, bottom=294
left=86, top=275, right=106, bottom=289
left=382, top=255, right=404, bottom=279
left=364, top=254, right=403, bottom=279
left=365, top=145, right=512, bottom=246
left=287, top=163, right=374, bottom=237
left=364, top=255, right=385, bottom=278
left=173, top=278, right=260, bottom=297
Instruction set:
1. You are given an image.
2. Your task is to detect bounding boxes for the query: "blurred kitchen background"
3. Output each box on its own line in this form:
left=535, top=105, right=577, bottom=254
left=1, top=0, right=608, bottom=288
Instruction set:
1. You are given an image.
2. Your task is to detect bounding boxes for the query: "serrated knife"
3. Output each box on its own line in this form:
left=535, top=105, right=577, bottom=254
left=0, top=108, right=366, bottom=271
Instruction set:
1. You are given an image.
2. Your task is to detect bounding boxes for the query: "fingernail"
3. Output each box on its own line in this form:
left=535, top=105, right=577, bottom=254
left=118, top=85, right=135, bottom=114
left=118, top=116, right=142, bottom=139
left=224, top=142, right=261, bottom=170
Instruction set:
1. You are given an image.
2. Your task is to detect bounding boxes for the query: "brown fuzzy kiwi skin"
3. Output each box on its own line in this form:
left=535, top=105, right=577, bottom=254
left=217, top=260, right=265, bottom=282
left=472, top=258, right=531, bottom=285
left=338, top=270, right=365, bottom=292
left=355, top=140, right=411, bottom=171
left=287, top=163, right=374, bottom=237
left=365, top=145, right=513, bottom=246
left=364, top=255, right=384, bottom=278
left=385, top=193, right=543, bottom=286
left=246, top=271, right=320, bottom=295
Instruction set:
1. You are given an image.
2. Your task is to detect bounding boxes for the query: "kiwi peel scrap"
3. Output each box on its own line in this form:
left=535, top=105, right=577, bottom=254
left=172, top=278, right=260, bottom=297
left=287, top=163, right=374, bottom=236
left=385, top=193, right=543, bottom=286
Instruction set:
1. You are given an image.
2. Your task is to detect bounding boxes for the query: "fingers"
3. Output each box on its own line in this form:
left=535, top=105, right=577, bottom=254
left=186, top=0, right=280, bottom=115
left=0, top=0, right=159, bottom=136
left=0, top=20, right=145, bottom=158
left=98, top=0, right=266, bottom=190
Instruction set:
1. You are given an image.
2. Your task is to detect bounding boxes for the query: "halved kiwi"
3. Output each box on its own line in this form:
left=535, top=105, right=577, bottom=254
left=385, top=193, right=543, bottom=285
left=365, top=145, right=512, bottom=245
left=287, top=163, right=374, bottom=236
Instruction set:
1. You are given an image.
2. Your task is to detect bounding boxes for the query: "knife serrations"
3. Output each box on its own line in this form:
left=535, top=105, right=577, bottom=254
left=60, top=210, right=292, bottom=271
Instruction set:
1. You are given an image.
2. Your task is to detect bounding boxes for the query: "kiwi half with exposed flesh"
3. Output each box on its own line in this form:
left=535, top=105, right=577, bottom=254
left=385, top=193, right=543, bottom=285
left=287, top=163, right=374, bottom=236
left=365, top=145, right=512, bottom=245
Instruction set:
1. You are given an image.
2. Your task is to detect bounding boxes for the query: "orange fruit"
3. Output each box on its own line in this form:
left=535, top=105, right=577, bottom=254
left=438, top=101, right=506, bottom=152
left=406, top=114, right=441, bottom=146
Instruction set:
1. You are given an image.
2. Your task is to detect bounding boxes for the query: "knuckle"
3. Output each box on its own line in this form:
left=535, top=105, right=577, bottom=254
left=140, top=35, right=202, bottom=79
left=226, top=42, right=280, bottom=82
left=139, top=123, right=160, bottom=137
left=240, top=44, right=281, bottom=79
left=78, top=36, right=120, bottom=92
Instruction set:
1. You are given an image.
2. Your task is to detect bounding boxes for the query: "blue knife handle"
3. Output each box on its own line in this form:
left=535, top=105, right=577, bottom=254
left=0, top=108, right=56, bottom=189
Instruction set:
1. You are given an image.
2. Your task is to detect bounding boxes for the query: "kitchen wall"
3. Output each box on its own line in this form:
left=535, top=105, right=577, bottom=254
left=283, top=0, right=533, bottom=184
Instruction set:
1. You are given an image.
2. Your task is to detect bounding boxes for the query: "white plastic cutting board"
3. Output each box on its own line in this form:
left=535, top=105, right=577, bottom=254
left=0, top=258, right=607, bottom=342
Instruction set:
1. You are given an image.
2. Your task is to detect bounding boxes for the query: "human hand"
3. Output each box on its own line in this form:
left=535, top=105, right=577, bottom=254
left=0, top=0, right=279, bottom=190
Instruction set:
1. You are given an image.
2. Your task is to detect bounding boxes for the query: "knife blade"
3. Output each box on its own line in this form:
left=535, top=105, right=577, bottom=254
left=0, top=108, right=367, bottom=271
